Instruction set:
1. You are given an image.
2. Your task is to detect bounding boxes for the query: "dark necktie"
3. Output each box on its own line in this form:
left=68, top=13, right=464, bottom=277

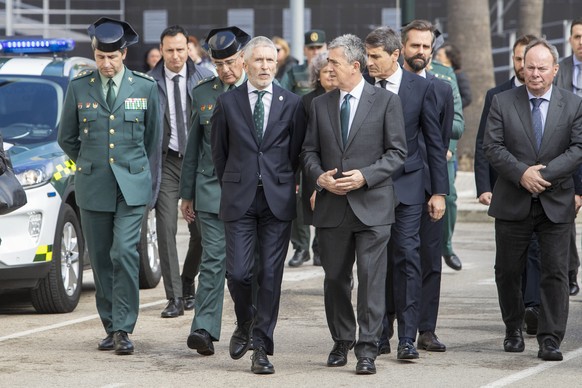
left=253, top=90, right=266, bottom=143
left=530, top=98, right=544, bottom=150
left=340, top=94, right=352, bottom=146
left=173, top=75, right=187, bottom=155
left=378, top=79, right=388, bottom=89
left=106, top=79, right=116, bottom=110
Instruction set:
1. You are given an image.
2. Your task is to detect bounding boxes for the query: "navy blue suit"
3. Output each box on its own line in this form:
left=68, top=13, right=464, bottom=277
left=211, top=81, right=306, bottom=355
left=366, top=70, right=447, bottom=342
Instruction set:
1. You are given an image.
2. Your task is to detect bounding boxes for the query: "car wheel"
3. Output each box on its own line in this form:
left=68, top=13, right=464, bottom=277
left=138, top=208, right=161, bottom=289
left=31, top=203, right=84, bottom=313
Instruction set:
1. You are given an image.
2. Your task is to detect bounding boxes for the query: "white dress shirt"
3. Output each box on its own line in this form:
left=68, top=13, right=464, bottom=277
left=164, top=65, right=188, bottom=152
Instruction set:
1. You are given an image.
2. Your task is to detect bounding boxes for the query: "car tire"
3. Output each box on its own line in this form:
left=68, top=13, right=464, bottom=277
left=31, top=203, right=84, bottom=313
left=138, top=208, right=161, bottom=289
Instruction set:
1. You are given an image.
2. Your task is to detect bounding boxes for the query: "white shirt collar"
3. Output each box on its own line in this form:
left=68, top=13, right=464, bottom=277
left=164, top=64, right=187, bottom=81
left=527, top=85, right=552, bottom=102
left=247, top=81, right=273, bottom=96
left=340, top=77, right=365, bottom=101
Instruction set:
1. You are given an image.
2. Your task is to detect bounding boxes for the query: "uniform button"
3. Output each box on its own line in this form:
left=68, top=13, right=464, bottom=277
left=201, top=169, right=205, bottom=173
left=259, top=152, right=263, bottom=156
left=83, top=128, right=88, bottom=134
left=109, top=158, right=115, bottom=163
left=109, top=129, right=115, bottom=134
left=109, top=115, right=115, bottom=120
left=77, top=167, right=82, bottom=171
left=83, top=118, right=87, bottom=123
left=109, top=143, right=115, bottom=149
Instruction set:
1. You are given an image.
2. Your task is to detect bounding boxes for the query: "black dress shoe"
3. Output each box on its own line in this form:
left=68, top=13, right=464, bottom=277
left=229, top=319, right=254, bottom=360
left=377, top=338, right=391, bottom=355
left=312, top=253, right=321, bottom=266
left=161, top=297, right=184, bottom=318
left=356, top=357, right=376, bottom=375
left=524, top=306, right=540, bottom=335
left=503, top=328, right=524, bottom=352
left=443, top=254, right=462, bottom=271
left=397, top=340, right=419, bottom=360
left=187, top=329, right=215, bottom=356
left=327, top=340, right=354, bottom=367
left=182, top=281, right=196, bottom=311
left=251, top=346, right=275, bottom=374
left=417, top=331, right=446, bottom=352
left=538, top=338, right=563, bottom=361
left=97, top=333, right=114, bottom=351
left=113, top=331, right=134, bottom=355
left=569, top=271, right=580, bottom=296
left=288, top=249, right=310, bottom=267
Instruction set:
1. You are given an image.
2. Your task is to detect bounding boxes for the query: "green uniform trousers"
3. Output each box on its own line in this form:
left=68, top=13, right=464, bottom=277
left=441, top=159, right=457, bottom=256
left=80, top=198, right=145, bottom=334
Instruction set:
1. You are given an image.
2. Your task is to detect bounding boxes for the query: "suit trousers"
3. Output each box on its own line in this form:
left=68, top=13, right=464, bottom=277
left=495, top=200, right=570, bottom=345
left=80, top=195, right=145, bottom=334
left=182, top=220, right=202, bottom=286
left=319, top=205, right=390, bottom=359
left=441, top=159, right=457, bottom=256
left=224, top=186, right=291, bottom=355
left=290, top=192, right=311, bottom=251
left=155, top=152, right=184, bottom=299
left=190, top=211, right=226, bottom=340
left=522, top=234, right=541, bottom=307
left=389, top=202, right=423, bottom=341
left=570, top=223, right=580, bottom=275
left=418, top=200, right=445, bottom=333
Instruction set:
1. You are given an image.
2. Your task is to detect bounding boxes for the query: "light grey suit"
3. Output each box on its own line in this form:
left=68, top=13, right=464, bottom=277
left=484, top=85, right=582, bottom=346
left=302, top=81, right=407, bottom=359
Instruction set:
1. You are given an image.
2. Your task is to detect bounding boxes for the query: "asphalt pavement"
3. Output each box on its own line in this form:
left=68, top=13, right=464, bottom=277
left=1, top=172, right=582, bottom=387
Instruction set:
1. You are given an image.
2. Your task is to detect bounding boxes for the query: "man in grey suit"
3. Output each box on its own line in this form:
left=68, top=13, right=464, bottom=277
left=554, top=17, right=582, bottom=296
left=484, top=38, right=582, bottom=361
left=302, top=34, right=407, bottom=375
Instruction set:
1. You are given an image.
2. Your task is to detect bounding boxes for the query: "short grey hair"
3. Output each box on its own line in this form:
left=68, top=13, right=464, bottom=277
left=328, top=34, right=367, bottom=71
left=243, top=36, right=277, bottom=62
left=365, top=27, right=402, bottom=54
left=524, top=38, right=559, bottom=65
left=308, top=51, right=329, bottom=87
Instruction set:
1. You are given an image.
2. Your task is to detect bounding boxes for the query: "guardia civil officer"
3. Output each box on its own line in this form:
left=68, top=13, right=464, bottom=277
left=58, top=17, right=160, bottom=355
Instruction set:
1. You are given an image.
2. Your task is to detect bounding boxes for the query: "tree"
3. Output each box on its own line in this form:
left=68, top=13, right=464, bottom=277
left=446, top=0, right=495, bottom=170
left=518, top=0, right=544, bottom=37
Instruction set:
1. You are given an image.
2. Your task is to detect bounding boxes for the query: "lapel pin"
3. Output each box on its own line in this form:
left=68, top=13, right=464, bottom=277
left=128, top=76, right=133, bottom=82
left=279, top=96, right=283, bottom=101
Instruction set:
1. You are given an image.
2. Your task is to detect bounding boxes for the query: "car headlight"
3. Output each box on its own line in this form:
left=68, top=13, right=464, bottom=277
left=16, top=168, right=51, bottom=188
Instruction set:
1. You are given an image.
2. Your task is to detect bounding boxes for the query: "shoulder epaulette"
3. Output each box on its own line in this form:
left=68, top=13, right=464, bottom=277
left=74, top=69, right=94, bottom=79
left=434, top=73, right=453, bottom=82
left=197, top=75, right=218, bottom=85
left=131, top=70, right=155, bottom=81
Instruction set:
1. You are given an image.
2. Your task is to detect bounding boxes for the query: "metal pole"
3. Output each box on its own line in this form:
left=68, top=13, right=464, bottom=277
left=564, top=19, right=572, bottom=58
left=6, top=0, right=13, bottom=36
left=497, top=0, right=504, bottom=35
left=290, top=0, right=304, bottom=65
left=43, top=0, right=49, bottom=38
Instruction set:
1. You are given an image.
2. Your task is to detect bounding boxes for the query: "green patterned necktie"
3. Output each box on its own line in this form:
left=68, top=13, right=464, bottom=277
left=253, top=90, right=266, bottom=143
left=106, top=78, right=116, bottom=110
left=340, top=94, right=352, bottom=146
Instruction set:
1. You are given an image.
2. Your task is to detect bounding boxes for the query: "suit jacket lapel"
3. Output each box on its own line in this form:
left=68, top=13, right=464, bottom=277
left=326, top=90, right=344, bottom=150
left=233, top=83, right=258, bottom=144
left=88, top=73, right=107, bottom=109
left=263, top=84, right=284, bottom=145
left=514, top=87, right=538, bottom=153
left=113, top=71, right=134, bottom=113
left=345, top=83, right=375, bottom=149
left=540, top=87, right=565, bottom=152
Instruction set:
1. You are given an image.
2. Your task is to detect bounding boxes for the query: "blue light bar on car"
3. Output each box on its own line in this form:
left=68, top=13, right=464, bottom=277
left=0, top=38, right=75, bottom=54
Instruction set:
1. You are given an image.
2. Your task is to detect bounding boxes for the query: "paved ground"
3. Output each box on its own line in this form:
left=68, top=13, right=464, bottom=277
left=2, top=172, right=582, bottom=387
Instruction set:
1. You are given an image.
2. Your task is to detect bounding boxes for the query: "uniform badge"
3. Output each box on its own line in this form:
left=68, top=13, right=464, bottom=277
left=77, top=103, right=83, bottom=109
left=128, top=77, right=133, bottom=82
left=213, top=84, right=218, bottom=90
left=124, top=98, right=148, bottom=110
left=85, top=102, right=91, bottom=108
left=208, top=104, right=213, bottom=110
left=90, top=78, right=95, bottom=83
left=92, top=102, right=98, bottom=109
left=201, top=105, right=206, bottom=111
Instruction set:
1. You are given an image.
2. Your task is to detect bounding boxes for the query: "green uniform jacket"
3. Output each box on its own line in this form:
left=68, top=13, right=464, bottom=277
left=58, top=67, right=160, bottom=211
left=280, top=63, right=313, bottom=96
left=180, top=75, right=224, bottom=214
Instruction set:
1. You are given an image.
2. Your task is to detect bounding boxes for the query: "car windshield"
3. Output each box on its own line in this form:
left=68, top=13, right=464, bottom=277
left=0, top=76, right=65, bottom=145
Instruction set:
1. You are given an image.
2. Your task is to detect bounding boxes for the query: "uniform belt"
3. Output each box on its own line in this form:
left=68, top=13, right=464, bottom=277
left=167, top=148, right=182, bottom=159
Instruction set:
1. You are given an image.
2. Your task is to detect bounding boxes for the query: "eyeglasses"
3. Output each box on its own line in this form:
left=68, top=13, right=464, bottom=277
left=214, top=58, right=238, bottom=69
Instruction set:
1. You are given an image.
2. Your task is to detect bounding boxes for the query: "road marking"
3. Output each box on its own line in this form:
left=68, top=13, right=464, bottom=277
left=0, top=299, right=166, bottom=343
left=482, top=347, right=582, bottom=387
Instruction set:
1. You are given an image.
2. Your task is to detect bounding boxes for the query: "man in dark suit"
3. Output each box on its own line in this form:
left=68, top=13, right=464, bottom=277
left=399, top=20, right=462, bottom=353
left=180, top=26, right=250, bottom=356
left=210, top=36, right=306, bottom=374
left=149, top=25, right=212, bottom=318
left=58, top=18, right=160, bottom=354
left=554, top=17, right=582, bottom=296
left=303, top=33, right=407, bottom=375
left=484, top=38, right=582, bottom=361
left=476, top=34, right=544, bottom=335
left=364, top=26, right=447, bottom=360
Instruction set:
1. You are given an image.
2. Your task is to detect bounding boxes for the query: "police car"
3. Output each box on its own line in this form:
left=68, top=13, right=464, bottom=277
left=0, top=38, right=161, bottom=313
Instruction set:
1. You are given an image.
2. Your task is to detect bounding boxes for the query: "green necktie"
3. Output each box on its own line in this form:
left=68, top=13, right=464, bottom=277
left=340, top=94, right=352, bottom=146
left=106, top=79, right=116, bottom=110
left=253, top=90, right=266, bottom=143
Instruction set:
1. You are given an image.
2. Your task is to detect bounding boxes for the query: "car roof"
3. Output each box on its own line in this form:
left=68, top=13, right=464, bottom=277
left=0, top=56, right=96, bottom=79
